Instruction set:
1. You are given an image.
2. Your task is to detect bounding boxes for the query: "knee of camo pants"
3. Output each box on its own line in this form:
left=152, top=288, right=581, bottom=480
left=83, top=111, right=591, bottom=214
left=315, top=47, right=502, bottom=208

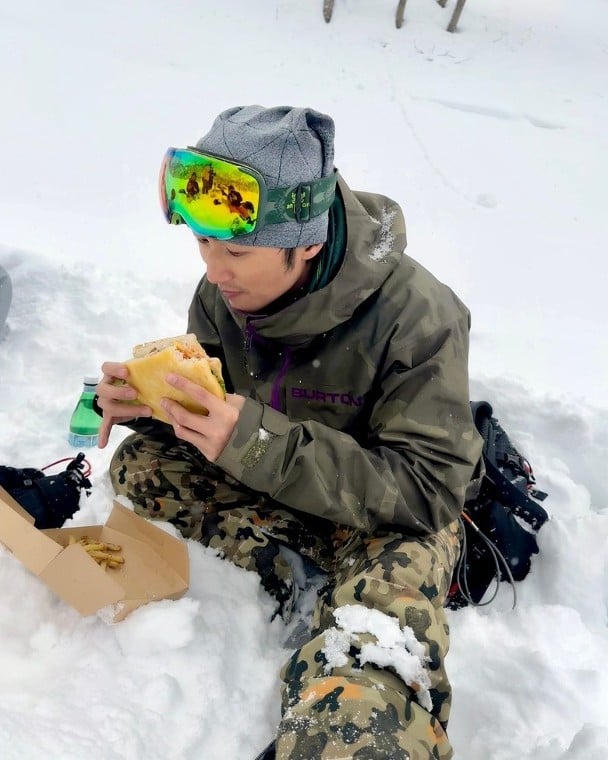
left=276, top=521, right=461, bottom=760
left=109, top=431, right=263, bottom=539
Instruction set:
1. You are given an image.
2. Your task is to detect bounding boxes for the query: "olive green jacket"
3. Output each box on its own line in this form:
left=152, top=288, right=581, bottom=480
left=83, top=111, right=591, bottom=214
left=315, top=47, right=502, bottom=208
left=187, top=177, right=483, bottom=534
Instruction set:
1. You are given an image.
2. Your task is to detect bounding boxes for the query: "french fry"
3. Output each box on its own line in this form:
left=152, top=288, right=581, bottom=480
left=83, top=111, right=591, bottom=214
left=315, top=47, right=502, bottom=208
left=75, top=536, right=125, bottom=570
left=82, top=543, right=107, bottom=553
left=89, top=550, right=125, bottom=564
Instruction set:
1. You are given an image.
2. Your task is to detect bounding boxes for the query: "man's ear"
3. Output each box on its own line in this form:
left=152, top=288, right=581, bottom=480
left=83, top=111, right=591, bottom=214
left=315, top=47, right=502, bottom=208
left=301, top=243, right=323, bottom=261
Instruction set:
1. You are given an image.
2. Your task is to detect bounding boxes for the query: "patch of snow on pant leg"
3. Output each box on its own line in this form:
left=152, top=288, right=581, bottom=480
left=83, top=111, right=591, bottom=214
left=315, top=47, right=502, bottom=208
left=321, top=604, right=433, bottom=711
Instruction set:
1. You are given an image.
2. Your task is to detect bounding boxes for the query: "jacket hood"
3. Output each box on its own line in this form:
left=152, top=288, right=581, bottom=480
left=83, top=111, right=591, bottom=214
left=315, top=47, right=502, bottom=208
left=228, top=176, right=407, bottom=346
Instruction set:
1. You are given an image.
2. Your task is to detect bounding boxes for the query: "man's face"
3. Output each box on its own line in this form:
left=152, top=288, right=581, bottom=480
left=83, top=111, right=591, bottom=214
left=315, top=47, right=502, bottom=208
left=196, top=236, right=322, bottom=313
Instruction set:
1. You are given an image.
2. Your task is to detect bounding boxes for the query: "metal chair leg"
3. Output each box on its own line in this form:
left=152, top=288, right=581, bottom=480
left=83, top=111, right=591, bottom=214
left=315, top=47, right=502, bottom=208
left=323, top=0, right=334, bottom=23
left=395, top=0, right=407, bottom=28
left=447, top=0, right=467, bottom=32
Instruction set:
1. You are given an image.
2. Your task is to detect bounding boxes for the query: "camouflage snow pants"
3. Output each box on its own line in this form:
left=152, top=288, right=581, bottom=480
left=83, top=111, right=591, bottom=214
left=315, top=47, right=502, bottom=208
left=110, top=431, right=461, bottom=760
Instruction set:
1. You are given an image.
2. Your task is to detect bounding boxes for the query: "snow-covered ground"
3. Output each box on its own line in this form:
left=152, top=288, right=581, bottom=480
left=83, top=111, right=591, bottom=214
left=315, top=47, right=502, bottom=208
left=0, top=1, right=606, bottom=758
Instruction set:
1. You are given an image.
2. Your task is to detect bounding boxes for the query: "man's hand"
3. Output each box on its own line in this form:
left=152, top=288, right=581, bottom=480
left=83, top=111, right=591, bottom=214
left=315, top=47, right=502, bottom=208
left=161, top=373, right=245, bottom=461
left=96, top=362, right=152, bottom=449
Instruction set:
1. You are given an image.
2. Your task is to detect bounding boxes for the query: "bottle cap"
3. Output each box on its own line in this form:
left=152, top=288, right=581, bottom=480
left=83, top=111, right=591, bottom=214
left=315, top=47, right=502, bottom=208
left=84, top=375, right=99, bottom=386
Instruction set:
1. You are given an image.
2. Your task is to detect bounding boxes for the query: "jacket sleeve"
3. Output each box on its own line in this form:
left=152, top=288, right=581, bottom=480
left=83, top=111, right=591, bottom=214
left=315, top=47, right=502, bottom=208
left=215, top=312, right=483, bottom=535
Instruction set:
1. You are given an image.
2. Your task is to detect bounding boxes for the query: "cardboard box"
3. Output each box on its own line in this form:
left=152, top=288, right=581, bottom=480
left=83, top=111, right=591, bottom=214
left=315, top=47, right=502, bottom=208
left=0, top=487, right=189, bottom=621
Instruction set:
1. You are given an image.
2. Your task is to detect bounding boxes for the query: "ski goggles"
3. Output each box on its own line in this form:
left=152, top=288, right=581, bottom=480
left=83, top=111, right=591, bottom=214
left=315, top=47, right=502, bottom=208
left=159, top=147, right=338, bottom=241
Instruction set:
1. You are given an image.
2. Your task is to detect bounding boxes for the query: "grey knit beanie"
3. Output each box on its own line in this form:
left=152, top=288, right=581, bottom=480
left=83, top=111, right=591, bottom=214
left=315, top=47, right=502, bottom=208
left=195, top=105, right=335, bottom=247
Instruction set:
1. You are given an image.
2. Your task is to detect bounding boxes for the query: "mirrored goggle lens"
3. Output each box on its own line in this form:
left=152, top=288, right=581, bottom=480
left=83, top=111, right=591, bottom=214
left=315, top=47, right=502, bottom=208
left=160, top=148, right=260, bottom=239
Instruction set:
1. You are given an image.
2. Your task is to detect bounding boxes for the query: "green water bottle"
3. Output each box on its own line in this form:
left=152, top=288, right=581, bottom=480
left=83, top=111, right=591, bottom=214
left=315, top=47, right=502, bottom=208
left=68, top=376, right=101, bottom=447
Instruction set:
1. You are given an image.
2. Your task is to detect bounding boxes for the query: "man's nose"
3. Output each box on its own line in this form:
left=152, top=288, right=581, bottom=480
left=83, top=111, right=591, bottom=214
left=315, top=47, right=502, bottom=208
left=204, top=246, right=231, bottom=284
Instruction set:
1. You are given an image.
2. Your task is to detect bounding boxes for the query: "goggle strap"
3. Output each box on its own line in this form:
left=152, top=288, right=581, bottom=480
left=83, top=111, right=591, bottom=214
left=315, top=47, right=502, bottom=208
left=265, top=171, right=338, bottom=225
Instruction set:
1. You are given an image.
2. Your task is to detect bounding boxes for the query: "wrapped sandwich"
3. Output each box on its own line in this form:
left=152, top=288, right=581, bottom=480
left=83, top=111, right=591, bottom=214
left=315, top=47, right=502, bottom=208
left=124, top=333, right=225, bottom=423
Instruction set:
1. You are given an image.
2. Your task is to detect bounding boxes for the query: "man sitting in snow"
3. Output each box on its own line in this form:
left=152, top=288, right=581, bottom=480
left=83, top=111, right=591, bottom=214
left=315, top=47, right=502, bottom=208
left=96, top=105, right=482, bottom=760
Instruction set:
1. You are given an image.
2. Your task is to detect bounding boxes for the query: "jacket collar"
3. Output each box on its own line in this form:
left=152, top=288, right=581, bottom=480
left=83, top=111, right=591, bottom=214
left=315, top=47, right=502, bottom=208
left=227, top=175, right=407, bottom=347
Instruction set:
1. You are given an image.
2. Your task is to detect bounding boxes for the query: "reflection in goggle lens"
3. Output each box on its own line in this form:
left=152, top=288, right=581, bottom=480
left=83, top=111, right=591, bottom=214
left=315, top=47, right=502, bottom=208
left=162, top=149, right=260, bottom=239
